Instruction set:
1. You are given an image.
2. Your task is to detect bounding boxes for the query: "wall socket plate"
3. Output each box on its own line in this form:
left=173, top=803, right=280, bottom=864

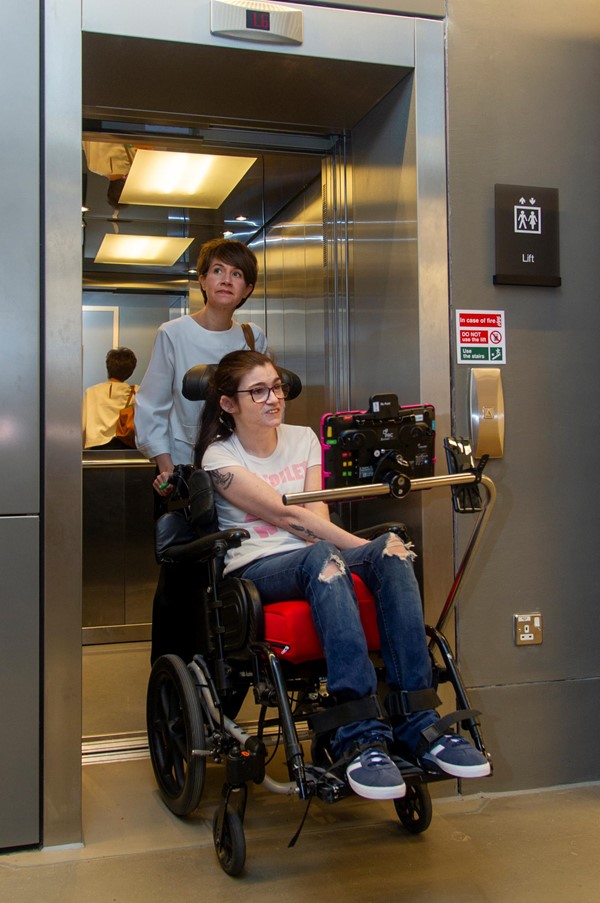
left=514, top=612, right=543, bottom=646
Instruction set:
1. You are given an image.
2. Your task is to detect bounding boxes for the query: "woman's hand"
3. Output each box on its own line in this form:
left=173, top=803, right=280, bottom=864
left=153, top=471, right=175, bottom=496
left=153, top=454, right=175, bottom=496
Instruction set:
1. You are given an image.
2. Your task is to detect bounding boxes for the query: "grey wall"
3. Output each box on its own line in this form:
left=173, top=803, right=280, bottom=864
left=446, top=0, right=600, bottom=790
left=0, top=0, right=41, bottom=849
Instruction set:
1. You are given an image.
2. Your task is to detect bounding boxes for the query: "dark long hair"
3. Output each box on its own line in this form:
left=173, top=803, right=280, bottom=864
left=194, top=350, right=281, bottom=467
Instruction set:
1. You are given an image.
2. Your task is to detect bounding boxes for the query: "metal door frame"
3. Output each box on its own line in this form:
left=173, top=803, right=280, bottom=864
left=43, top=2, right=449, bottom=845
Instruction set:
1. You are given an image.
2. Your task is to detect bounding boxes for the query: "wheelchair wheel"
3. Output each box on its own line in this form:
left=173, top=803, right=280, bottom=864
left=213, top=807, right=246, bottom=877
left=146, top=654, right=206, bottom=816
left=394, top=782, right=433, bottom=834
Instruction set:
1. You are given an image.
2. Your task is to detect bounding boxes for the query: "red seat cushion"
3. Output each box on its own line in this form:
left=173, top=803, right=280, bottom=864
left=262, top=575, right=380, bottom=664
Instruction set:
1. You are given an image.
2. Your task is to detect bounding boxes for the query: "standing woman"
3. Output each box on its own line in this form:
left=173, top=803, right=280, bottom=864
left=135, top=237, right=267, bottom=486
left=135, top=238, right=268, bottom=663
left=196, top=351, right=490, bottom=801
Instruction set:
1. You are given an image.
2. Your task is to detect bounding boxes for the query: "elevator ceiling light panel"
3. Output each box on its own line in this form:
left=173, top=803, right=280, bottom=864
left=94, top=234, right=194, bottom=266
left=119, top=150, right=257, bottom=208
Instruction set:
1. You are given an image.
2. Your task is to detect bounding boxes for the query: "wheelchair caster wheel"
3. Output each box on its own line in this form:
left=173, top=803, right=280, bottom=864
left=394, top=782, right=433, bottom=834
left=213, top=807, right=246, bottom=876
left=146, top=654, right=206, bottom=816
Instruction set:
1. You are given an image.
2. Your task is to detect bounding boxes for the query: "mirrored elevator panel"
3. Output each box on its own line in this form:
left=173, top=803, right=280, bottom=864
left=80, top=140, right=333, bottom=653
left=82, top=456, right=157, bottom=642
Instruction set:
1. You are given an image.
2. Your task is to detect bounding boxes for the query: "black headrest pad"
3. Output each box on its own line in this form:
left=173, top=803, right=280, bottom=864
left=182, top=363, right=302, bottom=401
left=182, top=364, right=216, bottom=401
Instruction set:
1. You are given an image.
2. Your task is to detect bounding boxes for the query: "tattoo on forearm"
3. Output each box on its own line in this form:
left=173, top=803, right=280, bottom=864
left=289, top=521, right=324, bottom=542
left=210, top=469, right=234, bottom=491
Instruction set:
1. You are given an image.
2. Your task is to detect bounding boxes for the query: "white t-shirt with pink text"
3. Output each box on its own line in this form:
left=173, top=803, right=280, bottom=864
left=202, top=424, right=322, bottom=574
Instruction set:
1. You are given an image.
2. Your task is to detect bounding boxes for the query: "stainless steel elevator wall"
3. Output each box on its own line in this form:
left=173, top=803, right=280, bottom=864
left=253, top=175, right=330, bottom=437
left=82, top=456, right=158, bottom=643
left=0, top=0, right=42, bottom=852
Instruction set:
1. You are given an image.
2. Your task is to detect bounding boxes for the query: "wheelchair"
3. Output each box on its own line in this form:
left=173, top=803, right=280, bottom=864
left=146, top=368, right=496, bottom=877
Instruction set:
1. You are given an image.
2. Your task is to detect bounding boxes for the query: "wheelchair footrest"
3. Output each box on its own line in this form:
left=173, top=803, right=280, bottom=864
left=305, top=753, right=427, bottom=804
left=304, top=764, right=350, bottom=804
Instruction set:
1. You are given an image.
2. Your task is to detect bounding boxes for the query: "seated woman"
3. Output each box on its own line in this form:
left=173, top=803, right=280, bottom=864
left=195, top=350, right=490, bottom=801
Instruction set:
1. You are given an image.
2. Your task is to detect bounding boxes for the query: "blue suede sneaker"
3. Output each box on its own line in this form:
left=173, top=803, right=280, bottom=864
left=422, top=733, right=491, bottom=778
left=346, top=746, right=406, bottom=800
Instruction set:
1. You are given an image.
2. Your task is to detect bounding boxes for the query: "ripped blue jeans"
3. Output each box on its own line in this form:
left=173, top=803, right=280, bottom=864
left=237, top=533, right=438, bottom=759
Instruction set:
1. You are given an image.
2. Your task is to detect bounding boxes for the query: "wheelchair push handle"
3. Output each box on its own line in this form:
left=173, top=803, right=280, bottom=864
left=159, top=464, right=193, bottom=500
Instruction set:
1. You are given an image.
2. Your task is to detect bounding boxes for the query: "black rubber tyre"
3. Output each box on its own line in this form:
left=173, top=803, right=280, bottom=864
left=394, top=782, right=433, bottom=834
left=146, top=654, right=206, bottom=816
left=213, top=807, right=246, bottom=877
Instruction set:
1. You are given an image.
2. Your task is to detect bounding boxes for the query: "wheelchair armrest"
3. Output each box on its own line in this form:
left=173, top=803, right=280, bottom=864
left=353, top=522, right=412, bottom=543
left=159, top=529, right=250, bottom=565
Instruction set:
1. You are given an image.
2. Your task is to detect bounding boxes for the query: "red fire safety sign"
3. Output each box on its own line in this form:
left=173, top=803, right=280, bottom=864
left=456, top=310, right=506, bottom=364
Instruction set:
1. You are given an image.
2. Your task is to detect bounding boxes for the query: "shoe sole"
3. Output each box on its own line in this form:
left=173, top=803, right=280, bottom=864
left=423, top=754, right=491, bottom=779
left=347, top=773, right=407, bottom=800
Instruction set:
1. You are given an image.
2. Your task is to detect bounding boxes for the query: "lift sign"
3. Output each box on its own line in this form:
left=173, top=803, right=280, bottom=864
left=456, top=310, right=507, bottom=364
left=246, top=9, right=270, bottom=30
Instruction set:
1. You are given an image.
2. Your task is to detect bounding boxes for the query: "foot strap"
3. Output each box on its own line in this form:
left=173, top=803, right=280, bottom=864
left=307, top=695, right=385, bottom=736
left=417, top=708, right=481, bottom=753
left=384, top=687, right=441, bottom=717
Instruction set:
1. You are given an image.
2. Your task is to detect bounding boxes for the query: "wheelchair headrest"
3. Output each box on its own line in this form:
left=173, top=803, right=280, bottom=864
left=182, top=363, right=302, bottom=401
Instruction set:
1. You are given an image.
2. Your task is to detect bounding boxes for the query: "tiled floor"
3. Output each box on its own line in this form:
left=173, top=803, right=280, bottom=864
left=2, top=643, right=598, bottom=902
left=2, top=758, right=599, bottom=902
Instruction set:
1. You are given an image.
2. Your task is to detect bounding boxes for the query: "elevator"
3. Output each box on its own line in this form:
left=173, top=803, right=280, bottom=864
left=79, top=0, right=450, bottom=747
left=2, top=0, right=451, bottom=850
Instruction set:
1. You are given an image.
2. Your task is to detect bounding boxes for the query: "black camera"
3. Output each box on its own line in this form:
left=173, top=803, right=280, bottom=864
left=320, top=394, right=435, bottom=489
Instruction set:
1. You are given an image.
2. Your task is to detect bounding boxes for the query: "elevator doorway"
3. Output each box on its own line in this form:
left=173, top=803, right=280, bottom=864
left=78, top=9, right=451, bottom=762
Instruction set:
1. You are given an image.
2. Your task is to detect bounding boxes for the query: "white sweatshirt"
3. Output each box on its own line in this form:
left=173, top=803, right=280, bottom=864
left=134, top=315, right=267, bottom=464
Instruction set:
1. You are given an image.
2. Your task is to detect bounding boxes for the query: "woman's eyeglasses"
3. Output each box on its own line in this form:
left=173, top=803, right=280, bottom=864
left=236, top=382, right=290, bottom=404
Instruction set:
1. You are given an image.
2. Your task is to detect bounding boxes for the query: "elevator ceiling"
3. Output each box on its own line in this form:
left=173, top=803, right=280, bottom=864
left=82, top=32, right=411, bottom=287
left=82, top=33, right=410, bottom=134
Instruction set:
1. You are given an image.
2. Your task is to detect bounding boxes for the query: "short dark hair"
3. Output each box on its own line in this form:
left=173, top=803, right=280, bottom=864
left=196, top=238, right=258, bottom=307
left=106, top=347, right=137, bottom=381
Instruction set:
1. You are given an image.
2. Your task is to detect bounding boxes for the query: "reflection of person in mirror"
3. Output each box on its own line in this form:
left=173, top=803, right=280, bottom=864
left=135, top=238, right=268, bottom=496
left=134, top=238, right=268, bottom=665
left=82, top=141, right=137, bottom=210
left=82, top=347, right=138, bottom=450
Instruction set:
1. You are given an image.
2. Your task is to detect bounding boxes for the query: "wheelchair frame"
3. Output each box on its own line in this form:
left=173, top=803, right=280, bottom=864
left=146, top=456, right=496, bottom=877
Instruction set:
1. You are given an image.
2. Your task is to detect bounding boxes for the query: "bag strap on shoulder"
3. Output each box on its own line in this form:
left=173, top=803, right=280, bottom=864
left=241, top=322, right=255, bottom=351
